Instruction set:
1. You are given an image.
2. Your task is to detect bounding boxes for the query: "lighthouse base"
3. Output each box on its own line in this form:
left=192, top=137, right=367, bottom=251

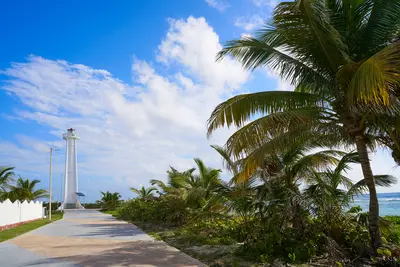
left=60, top=201, right=85, bottom=210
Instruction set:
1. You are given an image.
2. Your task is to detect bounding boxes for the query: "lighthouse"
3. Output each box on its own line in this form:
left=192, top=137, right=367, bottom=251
left=62, top=128, right=84, bottom=209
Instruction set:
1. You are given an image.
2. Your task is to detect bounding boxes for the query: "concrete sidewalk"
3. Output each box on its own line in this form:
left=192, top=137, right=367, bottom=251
left=0, top=209, right=205, bottom=267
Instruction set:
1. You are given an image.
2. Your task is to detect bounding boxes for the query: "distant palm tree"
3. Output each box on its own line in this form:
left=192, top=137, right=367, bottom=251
left=151, top=158, right=222, bottom=210
left=150, top=166, right=196, bottom=195
left=0, top=166, right=15, bottom=192
left=1, top=177, right=48, bottom=202
left=97, top=191, right=122, bottom=210
left=170, top=158, right=222, bottom=210
left=130, top=186, right=157, bottom=199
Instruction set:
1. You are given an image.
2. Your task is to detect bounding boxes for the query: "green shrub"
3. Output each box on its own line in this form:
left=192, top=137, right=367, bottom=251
left=117, top=198, right=161, bottom=222
left=385, top=216, right=400, bottom=225
left=176, top=219, right=240, bottom=246
left=82, top=203, right=102, bottom=209
left=43, top=202, right=62, bottom=212
left=238, top=219, right=328, bottom=264
left=117, top=196, right=191, bottom=225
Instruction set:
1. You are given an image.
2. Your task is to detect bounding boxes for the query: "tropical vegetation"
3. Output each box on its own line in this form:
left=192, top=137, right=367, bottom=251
left=96, top=191, right=122, bottom=210
left=0, top=167, right=15, bottom=192
left=207, top=0, right=400, bottom=252
left=110, top=1, right=400, bottom=264
left=130, top=186, right=157, bottom=199
left=0, top=167, right=48, bottom=202
left=111, top=149, right=399, bottom=265
left=3, top=0, right=400, bottom=265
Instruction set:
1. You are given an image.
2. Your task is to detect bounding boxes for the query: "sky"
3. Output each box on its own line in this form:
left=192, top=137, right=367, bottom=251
left=0, top=0, right=398, bottom=202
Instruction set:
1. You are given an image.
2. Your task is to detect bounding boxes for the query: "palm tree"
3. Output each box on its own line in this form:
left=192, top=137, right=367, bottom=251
left=97, top=191, right=122, bottom=210
left=0, top=166, right=15, bottom=192
left=370, top=115, right=400, bottom=165
left=130, top=186, right=157, bottom=199
left=207, top=0, right=400, bottom=249
left=305, top=153, right=396, bottom=219
left=211, top=145, right=240, bottom=178
left=175, top=158, right=222, bottom=209
left=151, top=159, right=222, bottom=210
left=150, top=166, right=196, bottom=194
left=1, top=177, right=48, bottom=202
left=258, top=145, right=343, bottom=229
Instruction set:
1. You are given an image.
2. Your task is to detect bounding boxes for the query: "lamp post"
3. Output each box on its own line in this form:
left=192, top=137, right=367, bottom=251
left=61, top=174, right=64, bottom=204
left=49, top=147, right=61, bottom=221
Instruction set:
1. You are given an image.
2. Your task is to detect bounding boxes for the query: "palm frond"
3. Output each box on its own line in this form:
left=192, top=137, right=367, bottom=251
left=270, top=0, right=349, bottom=73
left=207, top=91, right=322, bottom=136
left=32, top=189, right=48, bottom=200
left=217, top=36, right=331, bottom=88
left=150, top=179, right=169, bottom=191
left=0, top=166, right=15, bottom=178
left=224, top=107, right=333, bottom=157
left=211, top=145, right=239, bottom=175
left=291, top=150, right=342, bottom=175
left=360, top=0, right=400, bottom=57
left=348, top=175, right=397, bottom=196
left=347, top=42, right=400, bottom=105
left=130, top=187, right=141, bottom=195
left=333, top=152, right=360, bottom=175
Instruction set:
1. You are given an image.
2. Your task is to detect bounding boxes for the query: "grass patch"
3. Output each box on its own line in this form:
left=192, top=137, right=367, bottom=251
left=101, top=210, right=119, bottom=217
left=0, top=212, right=64, bottom=243
left=148, top=231, right=163, bottom=240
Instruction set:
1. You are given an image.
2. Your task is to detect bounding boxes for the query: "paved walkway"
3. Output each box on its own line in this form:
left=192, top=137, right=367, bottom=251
left=0, top=210, right=205, bottom=267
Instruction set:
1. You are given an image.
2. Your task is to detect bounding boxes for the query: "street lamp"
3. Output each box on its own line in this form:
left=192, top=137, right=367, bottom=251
left=49, top=147, right=61, bottom=221
left=60, top=174, right=64, bottom=204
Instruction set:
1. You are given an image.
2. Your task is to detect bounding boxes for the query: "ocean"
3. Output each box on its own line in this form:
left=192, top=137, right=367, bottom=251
left=352, top=192, right=400, bottom=216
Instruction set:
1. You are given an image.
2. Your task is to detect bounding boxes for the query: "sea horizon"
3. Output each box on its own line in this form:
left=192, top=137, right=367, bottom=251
left=352, top=192, right=400, bottom=216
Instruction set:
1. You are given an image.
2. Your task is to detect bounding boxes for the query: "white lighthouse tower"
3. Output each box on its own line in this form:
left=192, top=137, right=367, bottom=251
left=62, top=128, right=84, bottom=209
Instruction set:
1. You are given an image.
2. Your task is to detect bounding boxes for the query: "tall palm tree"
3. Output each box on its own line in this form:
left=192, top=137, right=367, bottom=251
left=130, top=186, right=157, bottom=199
left=207, top=0, right=400, bottom=249
left=2, top=177, right=48, bottom=202
left=0, top=166, right=15, bottom=192
left=97, top=191, right=122, bottom=210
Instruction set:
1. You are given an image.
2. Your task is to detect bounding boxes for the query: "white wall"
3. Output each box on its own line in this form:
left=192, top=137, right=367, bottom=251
left=0, top=199, right=44, bottom=228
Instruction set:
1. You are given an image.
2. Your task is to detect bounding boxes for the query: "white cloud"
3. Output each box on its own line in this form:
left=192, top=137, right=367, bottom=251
left=252, top=0, right=278, bottom=8
left=0, top=16, right=247, bottom=201
left=1, top=14, right=399, bottom=202
left=204, top=0, right=229, bottom=12
left=241, top=33, right=254, bottom=39
left=235, top=15, right=265, bottom=31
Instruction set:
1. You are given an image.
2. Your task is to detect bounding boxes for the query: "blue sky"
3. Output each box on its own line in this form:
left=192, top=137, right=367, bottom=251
left=0, top=0, right=399, bottom=202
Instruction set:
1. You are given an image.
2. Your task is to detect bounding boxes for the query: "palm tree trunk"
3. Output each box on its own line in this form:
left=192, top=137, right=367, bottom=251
left=355, top=135, right=382, bottom=251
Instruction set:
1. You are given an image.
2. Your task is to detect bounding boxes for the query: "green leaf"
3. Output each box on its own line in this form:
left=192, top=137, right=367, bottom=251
left=207, top=91, right=322, bottom=137
left=346, top=42, right=400, bottom=105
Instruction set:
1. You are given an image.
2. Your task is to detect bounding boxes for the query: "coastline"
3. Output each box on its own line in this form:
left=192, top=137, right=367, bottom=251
left=351, top=192, right=400, bottom=216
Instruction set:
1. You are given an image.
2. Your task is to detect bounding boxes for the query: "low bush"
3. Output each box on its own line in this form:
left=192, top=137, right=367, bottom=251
left=43, top=202, right=62, bottom=212
left=117, top=196, right=191, bottom=225
left=175, top=219, right=239, bottom=246
left=384, top=216, right=400, bottom=245
left=238, top=219, right=327, bottom=263
left=82, top=203, right=102, bottom=209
